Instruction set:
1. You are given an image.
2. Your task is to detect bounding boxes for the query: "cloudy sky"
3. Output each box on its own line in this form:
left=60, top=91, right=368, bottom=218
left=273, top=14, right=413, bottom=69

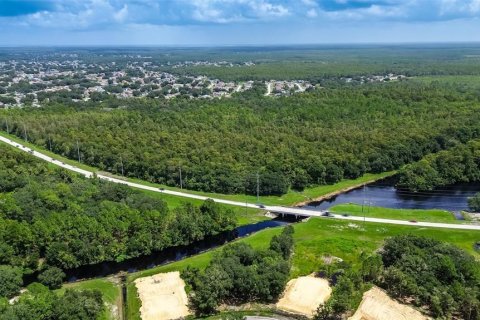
left=0, top=0, right=479, bottom=46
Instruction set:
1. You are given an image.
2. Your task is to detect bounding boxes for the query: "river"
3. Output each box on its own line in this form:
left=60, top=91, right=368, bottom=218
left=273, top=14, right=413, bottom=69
left=64, top=218, right=292, bottom=282
left=303, top=177, right=480, bottom=212
left=64, top=177, right=479, bottom=282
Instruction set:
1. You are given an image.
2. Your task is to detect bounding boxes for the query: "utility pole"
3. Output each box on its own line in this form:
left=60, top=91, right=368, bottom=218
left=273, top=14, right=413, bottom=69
left=76, top=140, right=81, bottom=163
left=179, top=166, right=183, bottom=189
left=363, top=184, right=366, bottom=223
left=23, top=124, right=28, bottom=142
left=120, top=157, right=124, bottom=176
left=256, top=172, right=260, bottom=203
left=4, top=119, right=8, bottom=134
left=362, top=184, right=365, bottom=213
left=48, top=136, right=52, bottom=151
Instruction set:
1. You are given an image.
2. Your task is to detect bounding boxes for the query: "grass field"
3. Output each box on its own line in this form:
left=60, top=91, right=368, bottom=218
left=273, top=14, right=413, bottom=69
left=124, top=217, right=480, bottom=319
left=57, top=278, right=122, bottom=320
left=329, top=203, right=458, bottom=223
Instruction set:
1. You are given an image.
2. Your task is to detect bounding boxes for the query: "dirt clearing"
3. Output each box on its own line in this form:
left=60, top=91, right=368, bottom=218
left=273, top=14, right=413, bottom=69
left=134, top=271, right=190, bottom=320
left=276, top=275, right=331, bottom=317
left=349, top=286, right=430, bottom=320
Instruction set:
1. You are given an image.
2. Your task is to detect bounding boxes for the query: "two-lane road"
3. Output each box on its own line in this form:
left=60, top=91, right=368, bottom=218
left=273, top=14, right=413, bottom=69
left=1, top=134, right=480, bottom=231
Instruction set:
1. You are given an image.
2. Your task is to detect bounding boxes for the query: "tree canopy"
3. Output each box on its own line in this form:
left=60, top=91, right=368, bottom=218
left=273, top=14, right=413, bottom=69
left=0, top=144, right=236, bottom=272
left=3, top=81, right=480, bottom=195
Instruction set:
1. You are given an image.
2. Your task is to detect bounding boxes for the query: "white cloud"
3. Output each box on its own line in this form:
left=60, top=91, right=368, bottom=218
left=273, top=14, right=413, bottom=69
left=249, top=0, right=290, bottom=18
left=306, top=8, right=318, bottom=18
left=114, top=4, right=128, bottom=22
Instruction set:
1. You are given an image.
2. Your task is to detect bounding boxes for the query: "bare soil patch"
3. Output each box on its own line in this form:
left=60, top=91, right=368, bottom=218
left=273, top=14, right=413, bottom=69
left=276, top=274, right=332, bottom=318
left=134, top=271, right=190, bottom=320
left=349, top=286, right=430, bottom=320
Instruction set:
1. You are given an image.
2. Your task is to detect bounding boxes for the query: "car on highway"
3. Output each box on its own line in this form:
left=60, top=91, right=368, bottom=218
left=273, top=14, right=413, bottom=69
left=409, top=220, right=418, bottom=223
left=257, top=204, right=266, bottom=209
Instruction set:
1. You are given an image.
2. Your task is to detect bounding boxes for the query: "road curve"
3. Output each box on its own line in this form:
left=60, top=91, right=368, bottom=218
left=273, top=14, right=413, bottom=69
left=1, top=135, right=480, bottom=231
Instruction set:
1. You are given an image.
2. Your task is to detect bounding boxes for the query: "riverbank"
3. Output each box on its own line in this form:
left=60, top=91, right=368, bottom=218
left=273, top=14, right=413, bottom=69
left=293, top=172, right=395, bottom=207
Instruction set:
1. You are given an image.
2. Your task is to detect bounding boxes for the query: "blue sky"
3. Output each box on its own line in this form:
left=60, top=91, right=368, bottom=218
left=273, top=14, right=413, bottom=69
left=0, top=0, right=479, bottom=45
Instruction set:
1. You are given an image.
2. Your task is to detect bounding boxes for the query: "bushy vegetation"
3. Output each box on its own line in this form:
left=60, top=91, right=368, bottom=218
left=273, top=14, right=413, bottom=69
left=182, top=226, right=294, bottom=316
left=0, top=284, right=104, bottom=320
left=469, top=193, right=480, bottom=212
left=397, top=139, right=480, bottom=191
left=0, top=144, right=236, bottom=272
left=3, top=81, right=480, bottom=195
left=315, top=235, right=480, bottom=320
left=379, top=235, right=480, bottom=319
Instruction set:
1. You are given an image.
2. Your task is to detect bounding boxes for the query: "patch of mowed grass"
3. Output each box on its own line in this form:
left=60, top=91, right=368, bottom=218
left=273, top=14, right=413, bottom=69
left=329, top=203, right=457, bottom=223
left=128, top=171, right=394, bottom=207
left=290, top=218, right=480, bottom=277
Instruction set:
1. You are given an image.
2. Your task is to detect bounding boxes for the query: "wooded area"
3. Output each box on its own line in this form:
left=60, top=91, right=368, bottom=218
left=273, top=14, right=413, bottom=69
left=0, top=144, right=236, bottom=273
left=397, top=139, right=480, bottom=191
left=3, top=81, right=480, bottom=195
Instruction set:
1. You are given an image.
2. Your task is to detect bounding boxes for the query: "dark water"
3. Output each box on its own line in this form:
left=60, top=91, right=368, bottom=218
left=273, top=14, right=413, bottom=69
left=304, top=177, right=480, bottom=212
left=64, top=219, right=291, bottom=282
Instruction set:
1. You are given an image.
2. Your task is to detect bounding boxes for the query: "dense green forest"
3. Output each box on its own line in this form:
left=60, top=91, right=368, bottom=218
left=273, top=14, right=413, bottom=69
left=397, top=139, right=480, bottom=191
left=0, top=144, right=236, bottom=273
left=182, top=226, right=294, bottom=316
left=3, top=81, right=480, bottom=195
left=314, top=235, right=480, bottom=320
left=0, top=285, right=104, bottom=320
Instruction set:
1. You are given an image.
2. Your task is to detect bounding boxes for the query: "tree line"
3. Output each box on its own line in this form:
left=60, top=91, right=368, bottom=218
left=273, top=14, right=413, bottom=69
left=397, top=138, right=480, bottom=191
left=0, top=144, right=236, bottom=272
left=2, top=81, right=480, bottom=195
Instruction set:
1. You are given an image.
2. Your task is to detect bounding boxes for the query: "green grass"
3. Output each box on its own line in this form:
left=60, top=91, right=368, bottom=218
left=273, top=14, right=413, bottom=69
left=125, top=217, right=480, bottom=319
left=140, top=189, right=267, bottom=226
left=126, top=171, right=395, bottom=206
left=329, top=203, right=458, bottom=223
left=56, top=278, right=121, bottom=320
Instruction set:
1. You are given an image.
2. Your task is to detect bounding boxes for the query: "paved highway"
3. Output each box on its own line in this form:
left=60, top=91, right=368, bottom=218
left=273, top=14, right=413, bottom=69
left=1, top=134, right=480, bottom=231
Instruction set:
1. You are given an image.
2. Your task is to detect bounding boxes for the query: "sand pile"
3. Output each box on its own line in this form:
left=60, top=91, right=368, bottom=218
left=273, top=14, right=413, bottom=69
left=349, top=286, right=430, bottom=320
left=276, top=275, right=332, bottom=318
left=134, top=271, right=190, bottom=320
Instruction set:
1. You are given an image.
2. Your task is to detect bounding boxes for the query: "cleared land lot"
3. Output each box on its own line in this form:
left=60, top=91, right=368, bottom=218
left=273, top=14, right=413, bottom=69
left=276, top=275, right=331, bottom=317
left=134, top=271, right=190, bottom=320
left=349, top=286, right=430, bottom=320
